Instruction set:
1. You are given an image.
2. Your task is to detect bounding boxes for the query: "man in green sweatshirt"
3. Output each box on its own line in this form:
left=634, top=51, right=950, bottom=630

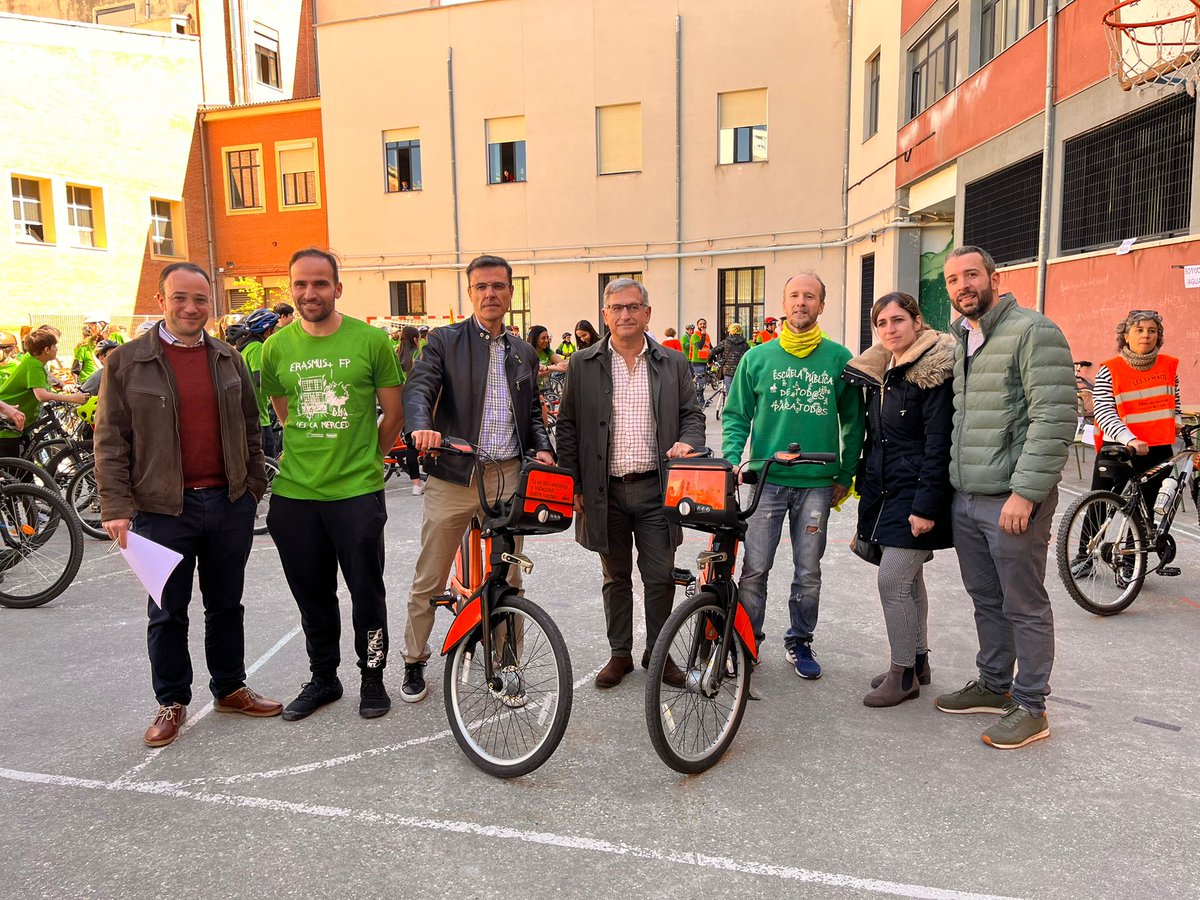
left=722, top=272, right=864, bottom=680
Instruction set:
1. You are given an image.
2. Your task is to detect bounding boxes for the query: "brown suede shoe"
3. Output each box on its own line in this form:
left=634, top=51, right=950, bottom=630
left=144, top=703, right=187, bottom=747
left=661, top=655, right=687, bottom=689
left=595, top=654, right=635, bottom=689
left=216, top=686, right=283, bottom=717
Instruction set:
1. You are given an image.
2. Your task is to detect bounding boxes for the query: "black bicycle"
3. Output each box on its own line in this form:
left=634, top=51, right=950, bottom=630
left=1057, top=419, right=1199, bottom=615
left=0, top=465, right=84, bottom=609
left=645, top=443, right=835, bottom=774
left=420, top=436, right=575, bottom=777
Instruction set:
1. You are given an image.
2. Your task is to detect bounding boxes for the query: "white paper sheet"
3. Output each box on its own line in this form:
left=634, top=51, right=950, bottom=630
left=120, top=532, right=184, bottom=608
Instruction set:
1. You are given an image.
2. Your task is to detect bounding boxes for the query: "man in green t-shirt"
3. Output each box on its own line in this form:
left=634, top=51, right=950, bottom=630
left=0, top=329, right=88, bottom=456
left=262, top=248, right=404, bottom=722
left=722, top=272, right=864, bottom=681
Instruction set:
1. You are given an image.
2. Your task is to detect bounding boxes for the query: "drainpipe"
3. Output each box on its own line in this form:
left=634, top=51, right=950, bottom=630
left=198, top=111, right=221, bottom=316
left=675, top=15, right=683, bottom=329
left=1035, top=1, right=1058, bottom=313
left=447, top=47, right=463, bottom=317
left=841, top=0, right=854, bottom=341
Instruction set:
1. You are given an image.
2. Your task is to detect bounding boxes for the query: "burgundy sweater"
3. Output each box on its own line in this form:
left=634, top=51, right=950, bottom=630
left=162, top=342, right=226, bottom=489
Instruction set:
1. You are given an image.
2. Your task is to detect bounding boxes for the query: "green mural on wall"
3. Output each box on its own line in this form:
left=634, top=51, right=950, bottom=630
left=918, top=235, right=954, bottom=332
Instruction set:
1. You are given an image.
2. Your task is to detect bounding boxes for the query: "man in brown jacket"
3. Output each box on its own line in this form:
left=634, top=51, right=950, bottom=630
left=95, top=262, right=280, bottom=748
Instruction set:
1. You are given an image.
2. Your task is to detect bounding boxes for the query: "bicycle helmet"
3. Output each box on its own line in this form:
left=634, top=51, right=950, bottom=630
left=0, top=330, right=17, bottom=349
left=84, top=311, right=109, bottom=325
left=763, top=317, right=777, bottom=325
left=77, top=395, right=99, bottom=425
left=243, top=308, right=280, bottom=335
left=94, top=339, right=119, bottom=356
left=223, top=322, right=249, bottom=345
left=727, top=323, right=742, bottom=334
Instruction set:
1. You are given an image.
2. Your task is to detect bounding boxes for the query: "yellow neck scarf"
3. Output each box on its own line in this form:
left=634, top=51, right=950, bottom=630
left=778, top=322, right=824, bottom=359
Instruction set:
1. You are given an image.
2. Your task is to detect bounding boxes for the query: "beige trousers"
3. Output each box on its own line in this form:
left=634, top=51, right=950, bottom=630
left=404, top=458, right=523, bottom=663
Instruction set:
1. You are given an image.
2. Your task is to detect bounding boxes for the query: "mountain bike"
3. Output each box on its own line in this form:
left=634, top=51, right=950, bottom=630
left=1056, top=419, right=1199, bottom=616
left=421, top=436, right=575, bottom=778
left=0, top=467, right=84, bottom=608
left=702, top=365, right=727, bottom=419
left=645, top=443, right=836, bottom=774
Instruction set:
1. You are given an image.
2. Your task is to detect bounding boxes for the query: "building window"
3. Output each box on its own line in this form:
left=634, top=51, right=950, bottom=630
left=225, top=147, right=262, bottom=211
left=909, top=8, right=958, bottom=119
left=11, top=176, right=52, bottom=244
left=66, top=184, right=103, bottom=248
left=254, top=24, right=281, bottom=89
left=865, top=51, right=881, bottom=139
left=487, top=116, right=527, bottom=184
left=597, top=272, right=643, bottom=335
left=859, top=255, right=876, bottom=353
left=150, top=198, right=184, bottom=258
left=277, top=140, right=319, bottom=208
left=389, top=281, right=426, bottom=317
left=507, top=276, right=532, bottom=336
left=597, top=103, right=642, bottom=175
left=1061, top=92, right=1195, bottom=255
left=963, top=153, right=1042, bottom=266
left=717, top=267, right=766, bottom=335
left=94, top=3, right=136, bottom=26
left=384, top=128, right=422, bottom=192
left=718, top=89, right=768, bottom=165
left=980, top=0, right=1047, bottom=67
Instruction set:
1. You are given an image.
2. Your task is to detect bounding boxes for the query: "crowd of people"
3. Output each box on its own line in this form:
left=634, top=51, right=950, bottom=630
left=0, top=239, right=1165, bottom=755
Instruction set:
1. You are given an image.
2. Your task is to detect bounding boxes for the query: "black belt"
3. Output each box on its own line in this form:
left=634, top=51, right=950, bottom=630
left=610, top=470, right=657, bottom=483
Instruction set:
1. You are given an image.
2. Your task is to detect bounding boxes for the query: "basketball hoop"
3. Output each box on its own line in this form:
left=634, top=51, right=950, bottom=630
left=1104, top=0, right=1200, bottom=93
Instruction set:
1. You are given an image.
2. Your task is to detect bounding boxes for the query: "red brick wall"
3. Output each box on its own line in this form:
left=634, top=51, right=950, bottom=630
left=292, top=0, right=318, bottom=99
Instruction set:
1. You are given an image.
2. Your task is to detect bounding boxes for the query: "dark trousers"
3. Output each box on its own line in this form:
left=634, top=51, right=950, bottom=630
left=133, top=488, right=255, bottom=706
left=267, top=491, right=388, bottom=679
left=261, top=425, right=281, bottom=460
left=599, top=476, right=678, bottom=656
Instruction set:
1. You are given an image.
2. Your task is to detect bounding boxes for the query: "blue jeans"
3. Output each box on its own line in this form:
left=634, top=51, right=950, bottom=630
left=691, top=362, right=707, bottom=402
left=737, top=483, right=833, bottom=650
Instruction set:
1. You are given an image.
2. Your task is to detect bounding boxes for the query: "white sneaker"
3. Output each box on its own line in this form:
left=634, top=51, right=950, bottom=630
left=412, top=480, right=426, bottom=496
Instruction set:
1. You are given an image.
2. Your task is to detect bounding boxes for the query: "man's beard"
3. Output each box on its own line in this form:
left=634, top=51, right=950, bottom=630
left=952, top=283, right=994, bottom=317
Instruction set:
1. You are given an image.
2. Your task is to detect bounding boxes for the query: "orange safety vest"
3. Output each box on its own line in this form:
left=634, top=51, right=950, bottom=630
left=1095, top=354, right=1178, bottom=450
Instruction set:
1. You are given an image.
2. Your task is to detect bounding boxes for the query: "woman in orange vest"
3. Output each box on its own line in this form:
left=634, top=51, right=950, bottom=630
left=1091, top=310, right=1181, bottom=516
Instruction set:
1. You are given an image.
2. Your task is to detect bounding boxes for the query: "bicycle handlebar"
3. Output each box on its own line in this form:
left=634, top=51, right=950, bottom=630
left=738, top=444, right=838, bottom=520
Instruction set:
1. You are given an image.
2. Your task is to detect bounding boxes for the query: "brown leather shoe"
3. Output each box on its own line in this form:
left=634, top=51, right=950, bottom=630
left=216, top=686, right=283, bottom=717
left=661, top=655, right=687, bottom=689
left=144, top=703, right=187, bottom=747
left=594, top=654, right=634, bottom=689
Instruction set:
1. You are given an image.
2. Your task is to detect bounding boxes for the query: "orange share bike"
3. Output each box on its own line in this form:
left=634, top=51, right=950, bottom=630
left=421, top=436, right=576, bottom=778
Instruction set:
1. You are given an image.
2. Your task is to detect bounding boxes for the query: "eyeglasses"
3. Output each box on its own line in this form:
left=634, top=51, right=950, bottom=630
left=605, top=302, right=646, bottom=315
left=470, top=281, right=511, bottom=293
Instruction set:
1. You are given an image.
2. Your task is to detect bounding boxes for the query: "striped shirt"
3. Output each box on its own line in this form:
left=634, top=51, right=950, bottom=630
left=477, top=320, right=520, bottom=460
left=609, top=338, right=657, bottom=476
left=1092, top=364, right=1181, bottom=446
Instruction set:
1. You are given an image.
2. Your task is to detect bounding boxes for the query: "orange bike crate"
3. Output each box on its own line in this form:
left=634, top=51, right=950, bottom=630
left=663, top=458, right=738, bottom=530
left=491, top=462, right=575, bottom=535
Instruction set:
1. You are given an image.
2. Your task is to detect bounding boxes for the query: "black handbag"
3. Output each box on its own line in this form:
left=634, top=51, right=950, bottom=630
left=850, top=535, right=883, bottom=567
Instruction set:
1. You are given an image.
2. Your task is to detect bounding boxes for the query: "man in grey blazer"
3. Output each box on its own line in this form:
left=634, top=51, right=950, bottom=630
left=556, top=279, right=706, bottom=689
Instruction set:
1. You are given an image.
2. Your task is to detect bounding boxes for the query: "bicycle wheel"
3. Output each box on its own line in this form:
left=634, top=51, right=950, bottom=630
left=44, top=444, right=90, bottom=492
left=0, top=456, right=59, bottom=493
left=65, top=459, right=107, bottom=540
left=443, top=594, right=572, bottom=778
left=0, top=483, right=84, bottom=608
left=645, top=590, right=751, bottom=774
left=254, top=457, right=279, bottom=537
left=1056, top=490, right=1149, bottom=616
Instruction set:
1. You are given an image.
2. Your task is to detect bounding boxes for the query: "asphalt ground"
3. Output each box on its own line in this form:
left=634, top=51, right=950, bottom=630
left=2, top=423, right=1198, bottom=900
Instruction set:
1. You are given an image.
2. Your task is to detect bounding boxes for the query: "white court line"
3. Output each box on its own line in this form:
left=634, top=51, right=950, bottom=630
left=0, top=765, right=1022, bottom=900
left=109, top=626, right=301, bottom=786
left=180, top=663, right=604, bottom=788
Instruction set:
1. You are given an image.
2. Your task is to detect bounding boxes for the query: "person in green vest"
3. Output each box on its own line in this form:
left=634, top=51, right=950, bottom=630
left=72, top=312, right=118, bottom=383
left=0, top=329, right=89, bottom=457
left=683, top=317, right=713, bottom=403
left=0, top=331, right=20, bottom=382
left=556, top=331, right=576, bottom=357
left=233, top=308, right=282, bottom=458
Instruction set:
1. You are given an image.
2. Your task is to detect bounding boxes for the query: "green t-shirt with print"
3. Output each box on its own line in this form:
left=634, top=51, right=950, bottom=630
left=0, top=353, right=49, bottom=438
left=74, top=342, right=96, bottom=381
left=239, top=339, right=271, bottom=427
left=261, top=315, right=402, bottom=501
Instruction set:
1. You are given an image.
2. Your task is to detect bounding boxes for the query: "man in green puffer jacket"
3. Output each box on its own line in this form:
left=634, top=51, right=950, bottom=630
left=934, top=245, right=1075, bottom=752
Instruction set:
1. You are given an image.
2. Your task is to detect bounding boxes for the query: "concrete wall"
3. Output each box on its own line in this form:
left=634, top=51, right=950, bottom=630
left=1, top=13, right=202, bottom=325
left=316, top=0, right=852, bottom=341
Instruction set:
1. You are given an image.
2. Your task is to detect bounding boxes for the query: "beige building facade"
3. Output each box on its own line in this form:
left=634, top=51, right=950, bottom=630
left=315, top=0, right=853, bottom=341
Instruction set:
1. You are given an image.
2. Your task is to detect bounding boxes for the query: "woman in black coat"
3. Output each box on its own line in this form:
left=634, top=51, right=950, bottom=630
left=841, top=292, right=954, bottom=708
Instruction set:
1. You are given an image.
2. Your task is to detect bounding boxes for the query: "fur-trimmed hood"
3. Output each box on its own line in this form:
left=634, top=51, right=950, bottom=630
left=843, top=329, right=956, bottom=390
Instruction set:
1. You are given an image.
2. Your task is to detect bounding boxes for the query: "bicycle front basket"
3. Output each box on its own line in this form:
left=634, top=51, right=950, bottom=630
left=663, top=458, right=738, bottom=529
left=492, top=461, right=575, bottom=535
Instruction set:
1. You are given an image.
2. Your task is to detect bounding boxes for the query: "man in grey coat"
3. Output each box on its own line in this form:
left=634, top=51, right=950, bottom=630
left=556, top=279, right=706, bottom=689
left=936, top=245, right=1076, bottom=750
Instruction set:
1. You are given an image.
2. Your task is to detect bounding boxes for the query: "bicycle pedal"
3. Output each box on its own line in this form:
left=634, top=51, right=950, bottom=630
left=1155, top=566, right=1181, bottom=577
left=671, top=567, right=696, bottom=586
left=429, top=593, right=457, bottom=609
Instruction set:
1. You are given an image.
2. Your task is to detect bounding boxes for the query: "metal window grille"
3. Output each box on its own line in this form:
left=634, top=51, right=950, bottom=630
left=385, top=140, right=422, bottom=192
left=227, top=149, right=260, bottom=209
left=859, top=254, right=876, bottom=352
left=506, top=276, right=532, bottom=335
left=1061, top=92, right=1195, bottom=255
left=282, top=171, right=316, bottom=206
left=717, top=267, right=766, bottom=336
left=963, top=153, right=1043, bottom=265
left=389, top=281, right=426, bottom=316
left=909, top=9, right=958, bottom=120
